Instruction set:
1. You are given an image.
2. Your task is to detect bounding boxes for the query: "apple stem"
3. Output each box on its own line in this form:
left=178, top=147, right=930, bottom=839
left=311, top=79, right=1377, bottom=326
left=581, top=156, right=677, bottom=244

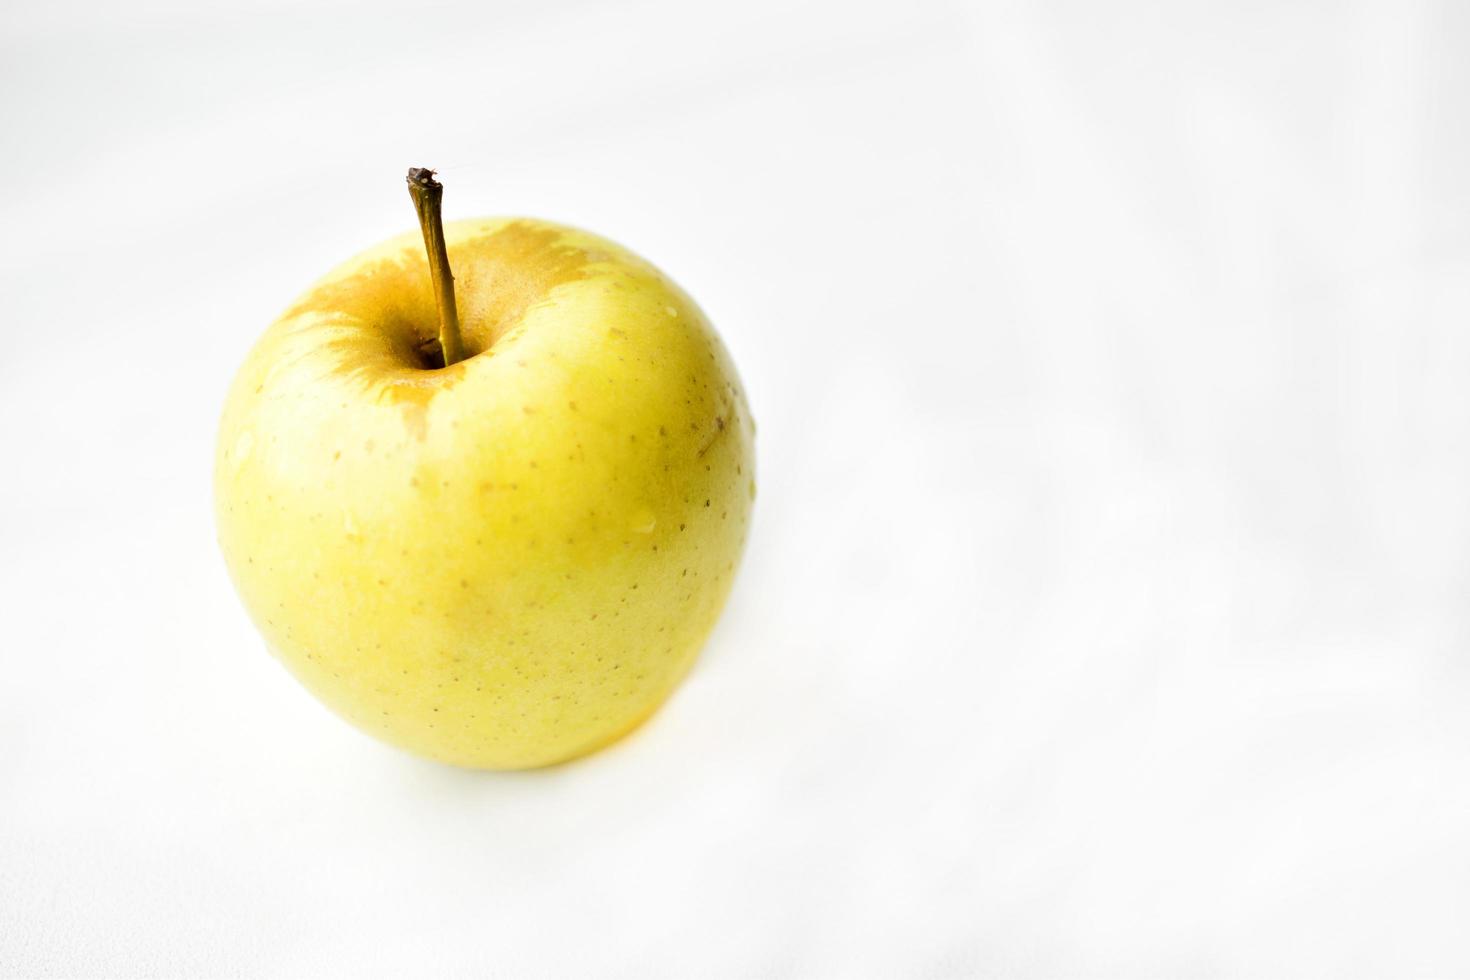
left=406, top=167, right=465, bottom=368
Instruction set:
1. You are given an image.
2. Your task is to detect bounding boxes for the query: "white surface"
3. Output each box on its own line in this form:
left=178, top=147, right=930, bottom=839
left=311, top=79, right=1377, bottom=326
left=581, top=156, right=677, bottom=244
left=3, top=0, right=1470, bottom=975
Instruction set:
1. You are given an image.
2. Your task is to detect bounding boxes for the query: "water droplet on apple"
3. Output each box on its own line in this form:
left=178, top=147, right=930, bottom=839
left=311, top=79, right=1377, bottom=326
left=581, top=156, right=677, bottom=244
left=232, top=430, right=254, bottom=467
left=664, top=306, right=678, bottom=317
left=630, top=508, right=657, bottom=534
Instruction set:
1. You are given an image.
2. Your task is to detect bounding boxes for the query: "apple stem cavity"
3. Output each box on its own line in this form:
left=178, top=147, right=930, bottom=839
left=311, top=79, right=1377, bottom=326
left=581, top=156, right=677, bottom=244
left=406, top=167, right=465, bottom=368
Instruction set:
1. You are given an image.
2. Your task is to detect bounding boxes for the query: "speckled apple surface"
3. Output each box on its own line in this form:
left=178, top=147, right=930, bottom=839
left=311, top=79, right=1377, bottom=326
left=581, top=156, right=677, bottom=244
left=215, top=218, right=755, bottom=769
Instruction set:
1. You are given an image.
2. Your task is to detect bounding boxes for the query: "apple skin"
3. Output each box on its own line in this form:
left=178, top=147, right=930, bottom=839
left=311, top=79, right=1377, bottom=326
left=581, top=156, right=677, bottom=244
left=215, top=218, right=754, bottom=769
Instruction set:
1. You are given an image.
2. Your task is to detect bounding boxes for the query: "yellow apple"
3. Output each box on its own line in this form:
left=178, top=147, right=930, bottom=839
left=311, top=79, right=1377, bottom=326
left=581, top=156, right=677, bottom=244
left=215, top=173, right=754, bottom=769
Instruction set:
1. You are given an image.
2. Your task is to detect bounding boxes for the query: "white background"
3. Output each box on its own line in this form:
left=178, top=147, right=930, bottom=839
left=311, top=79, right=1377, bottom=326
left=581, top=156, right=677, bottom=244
left=3, top=0, right=1469, bottom=975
